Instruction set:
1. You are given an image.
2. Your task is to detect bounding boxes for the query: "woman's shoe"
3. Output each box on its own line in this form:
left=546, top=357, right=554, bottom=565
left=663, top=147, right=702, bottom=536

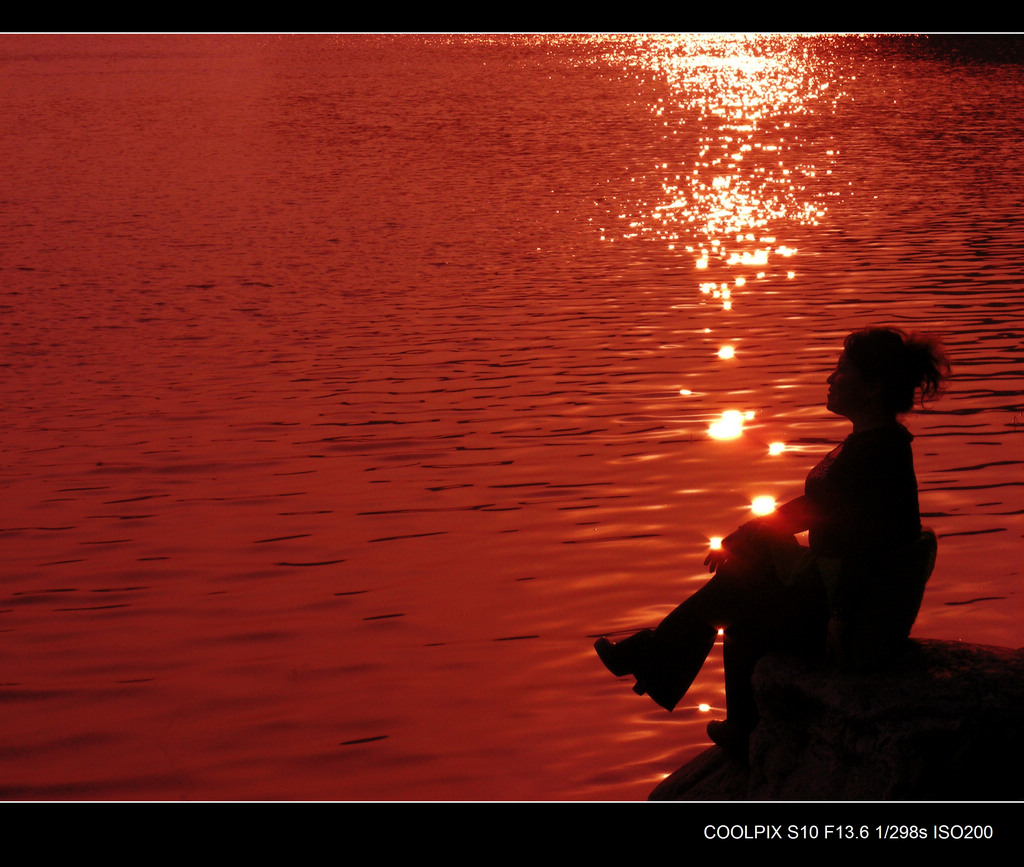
left=594, top=629, right=656, bottom=677
left=595, top=622, right=716, bottom=712
left=706, top=718, right=751, bottom=764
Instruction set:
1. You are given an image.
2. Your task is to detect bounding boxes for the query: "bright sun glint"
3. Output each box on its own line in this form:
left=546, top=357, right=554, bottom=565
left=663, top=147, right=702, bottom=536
left=709, top=410, right=744, bottom=439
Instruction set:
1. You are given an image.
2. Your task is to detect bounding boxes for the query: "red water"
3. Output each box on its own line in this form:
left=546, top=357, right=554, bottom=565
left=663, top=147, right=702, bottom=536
left=1, top=34, right=1021, bottom=800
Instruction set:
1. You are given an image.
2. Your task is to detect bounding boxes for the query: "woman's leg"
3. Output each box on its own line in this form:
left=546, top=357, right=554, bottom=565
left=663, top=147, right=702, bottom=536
left=717, top=563, right=830, bottom=731
left=598, top=548, right=828, bottom=715
left=596, top=557, right=769, bottom=711
left=654, top=554, right=775, bottom=643
left=722, top=630, right=760, bottom=731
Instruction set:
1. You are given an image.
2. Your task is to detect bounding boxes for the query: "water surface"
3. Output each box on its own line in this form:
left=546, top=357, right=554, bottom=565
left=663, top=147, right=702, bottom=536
left=1, top=33, right=1021, bottom=801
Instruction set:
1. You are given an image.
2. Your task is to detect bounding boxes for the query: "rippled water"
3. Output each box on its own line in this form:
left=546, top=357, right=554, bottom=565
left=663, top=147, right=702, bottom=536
left=1, top=34, right=1021, bottom=801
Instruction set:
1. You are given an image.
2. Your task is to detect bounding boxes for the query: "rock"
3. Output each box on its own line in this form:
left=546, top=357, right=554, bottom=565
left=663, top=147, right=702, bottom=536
left=650, top=639, right=1024, bottom=801
left=649, top=744, right=749, bottom=801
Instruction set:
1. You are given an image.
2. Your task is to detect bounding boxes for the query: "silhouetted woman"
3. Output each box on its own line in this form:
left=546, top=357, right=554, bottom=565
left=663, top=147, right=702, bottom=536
left=595, top=327, right=950, bottom=759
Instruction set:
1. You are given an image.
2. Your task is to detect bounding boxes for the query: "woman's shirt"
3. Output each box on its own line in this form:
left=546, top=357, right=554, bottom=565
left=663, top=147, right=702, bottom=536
left=763, top=422, right=922, bottom=562
left=802, top=423, right=922, bottom=560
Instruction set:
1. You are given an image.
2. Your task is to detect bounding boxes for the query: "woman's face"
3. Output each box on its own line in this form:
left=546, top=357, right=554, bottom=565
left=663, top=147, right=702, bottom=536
left=827, top=351, right=879, bottom=420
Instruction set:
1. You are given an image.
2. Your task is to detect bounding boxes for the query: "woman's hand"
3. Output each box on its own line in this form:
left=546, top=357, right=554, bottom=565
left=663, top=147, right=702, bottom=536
left=709, top=521, right=761, bottom=569
left=703, top=521, right=763, bottom=573
left=703, top=517, right=795, bottom=573
left=703, top=547, right=729, bottom=573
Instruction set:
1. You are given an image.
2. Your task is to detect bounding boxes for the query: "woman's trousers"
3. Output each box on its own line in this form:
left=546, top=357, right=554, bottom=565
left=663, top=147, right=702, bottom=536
left=644, top=545, right=830, bottom=726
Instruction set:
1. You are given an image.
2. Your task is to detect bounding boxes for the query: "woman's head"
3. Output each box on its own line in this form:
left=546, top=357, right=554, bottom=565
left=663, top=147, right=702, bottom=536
left=841, top=327, right=950, bottom=416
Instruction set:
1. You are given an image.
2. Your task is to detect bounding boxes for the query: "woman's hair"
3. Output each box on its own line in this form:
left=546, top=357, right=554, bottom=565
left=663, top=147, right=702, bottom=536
left=844, top=327, right=951, bottom=414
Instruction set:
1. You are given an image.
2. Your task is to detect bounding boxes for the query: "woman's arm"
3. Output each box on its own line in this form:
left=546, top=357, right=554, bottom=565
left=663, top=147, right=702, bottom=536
left=703, top=494, right=814, bottom=572
left=760, top=495, right=815, bottom=535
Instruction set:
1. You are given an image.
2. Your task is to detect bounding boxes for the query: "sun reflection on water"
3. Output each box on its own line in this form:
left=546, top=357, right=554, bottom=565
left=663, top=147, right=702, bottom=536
left=591, top=34, right=848, bottom=517
left=596, top=34, right=844, bottom=309
left=708, top=409, right=745, bottom=439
